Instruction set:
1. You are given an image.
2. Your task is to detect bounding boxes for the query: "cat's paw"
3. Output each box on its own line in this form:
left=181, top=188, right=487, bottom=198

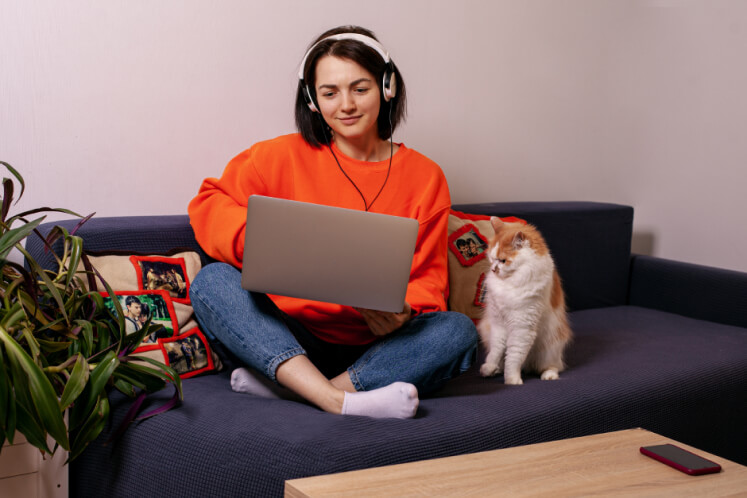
left=540, top=369, right=560, bottom=381
left=480, top=362, right=501, bottom=377
left=504, top=376, right=523, bottom=385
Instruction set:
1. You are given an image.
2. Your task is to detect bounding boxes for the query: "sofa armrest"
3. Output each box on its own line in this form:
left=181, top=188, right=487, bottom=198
left=628, top=254, right=747, bottom=329
left=26, top=215, right=207, bottom=271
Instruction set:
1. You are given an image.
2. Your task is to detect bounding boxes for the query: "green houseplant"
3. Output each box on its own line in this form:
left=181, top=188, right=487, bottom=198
left=0, top=161, right=182, bottom=462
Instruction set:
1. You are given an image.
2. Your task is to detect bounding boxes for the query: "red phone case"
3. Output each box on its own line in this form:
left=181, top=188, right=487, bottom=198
left=640, top=444, right=722, bottom=476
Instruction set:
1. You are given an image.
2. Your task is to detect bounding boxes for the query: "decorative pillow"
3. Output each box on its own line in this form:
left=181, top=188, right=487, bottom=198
left=447, top=210, right=526, bottom=323
left=81, top=250, right=201, bottom=331
left=158, top=328, right=216, bottom=379
left=80, top=249, right=221, bottom=377
left=100, top=290, right=179, bottom=353
left=129, top=255, right=191, bottom=304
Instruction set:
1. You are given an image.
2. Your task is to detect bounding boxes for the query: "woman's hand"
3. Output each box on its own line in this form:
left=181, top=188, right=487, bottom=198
left=355, top=302, right=412, bottom=337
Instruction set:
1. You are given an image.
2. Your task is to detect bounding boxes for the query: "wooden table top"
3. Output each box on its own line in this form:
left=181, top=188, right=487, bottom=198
left=285, top=428, right=747, bottom=497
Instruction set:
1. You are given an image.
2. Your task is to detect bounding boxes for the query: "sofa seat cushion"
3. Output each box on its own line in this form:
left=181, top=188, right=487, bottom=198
left=70, top=306, right=747, bottom=498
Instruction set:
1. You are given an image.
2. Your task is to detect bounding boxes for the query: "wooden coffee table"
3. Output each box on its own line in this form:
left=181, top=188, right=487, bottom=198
left=285, top=428, right=746, bottom=497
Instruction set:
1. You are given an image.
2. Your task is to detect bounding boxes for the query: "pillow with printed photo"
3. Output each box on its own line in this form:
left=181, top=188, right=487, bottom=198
left=100, top=290, right=178, bottom=352
left=79, top=249, right=202, bottom=332
left=130, top=255, right=191, bottom=304
left=79, top=248, right=223, bottom=376
left=158, top=328, right=215, bottom=379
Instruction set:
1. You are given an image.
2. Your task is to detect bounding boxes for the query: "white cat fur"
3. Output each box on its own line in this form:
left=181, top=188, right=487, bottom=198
left=478, top=218, right=571, bottom=385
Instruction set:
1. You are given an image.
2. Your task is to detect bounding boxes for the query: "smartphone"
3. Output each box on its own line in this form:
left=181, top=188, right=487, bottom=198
left=640, top=444, right=722, bottom=476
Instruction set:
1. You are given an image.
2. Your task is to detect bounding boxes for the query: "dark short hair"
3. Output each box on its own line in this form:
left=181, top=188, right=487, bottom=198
left=295, top=25, right=407, bottom=148
left=125, top=295, right=142, bottom=307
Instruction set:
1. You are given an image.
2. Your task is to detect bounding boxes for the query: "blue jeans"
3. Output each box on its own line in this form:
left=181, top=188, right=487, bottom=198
left=190, top=262, right=477, bottom=394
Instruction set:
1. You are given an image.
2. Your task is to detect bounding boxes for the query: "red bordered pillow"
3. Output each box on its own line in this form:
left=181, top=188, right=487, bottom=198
left=447, top=210, right=526, bottom=323
left=158, top=328, right=215, bottom=379
left=100, top=290, right=179, bottom=353
left=129, top=255, right=191, bottom=305
left=79, top=249, right=222, bottom=378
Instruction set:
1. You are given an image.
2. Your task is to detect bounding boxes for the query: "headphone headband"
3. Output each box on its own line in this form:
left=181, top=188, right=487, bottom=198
left=299, top=32, right=397, bottom=113
left=297, top=33, right=391, bottom=80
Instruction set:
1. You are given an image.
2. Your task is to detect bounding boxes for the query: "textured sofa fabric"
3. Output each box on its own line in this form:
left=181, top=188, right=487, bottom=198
left=453, top=202, right=634, bottom=311
left=29, top=202, right=747, bottom=498
left=629, top=254, right=747, bottom=328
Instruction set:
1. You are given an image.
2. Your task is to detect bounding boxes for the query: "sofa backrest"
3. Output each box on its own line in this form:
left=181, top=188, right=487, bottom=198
left=27, top=214, right=207, bottom=271
left=28, top=202, right=634, bottom=313
left=452, top=201, right=634, bottom=311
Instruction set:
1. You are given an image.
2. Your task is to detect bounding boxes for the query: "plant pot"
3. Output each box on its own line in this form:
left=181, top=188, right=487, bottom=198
left=0, top=427, right=69, bottom=497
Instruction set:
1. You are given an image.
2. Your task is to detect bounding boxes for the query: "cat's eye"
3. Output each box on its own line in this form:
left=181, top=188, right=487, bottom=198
left=499, top=259, right=506, bottom=264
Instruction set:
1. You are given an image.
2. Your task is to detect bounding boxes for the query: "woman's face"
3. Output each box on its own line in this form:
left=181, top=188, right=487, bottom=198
left=314, top=55, right=381, bottom=149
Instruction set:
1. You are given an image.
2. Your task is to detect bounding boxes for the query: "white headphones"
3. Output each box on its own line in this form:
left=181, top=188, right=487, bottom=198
left=298, top=32, right=397, bottom=113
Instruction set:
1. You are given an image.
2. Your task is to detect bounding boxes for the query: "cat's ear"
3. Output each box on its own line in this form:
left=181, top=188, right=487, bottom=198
left=490, top=216, right=504, bottom=232
left=512, top=231, right=527, bottom=250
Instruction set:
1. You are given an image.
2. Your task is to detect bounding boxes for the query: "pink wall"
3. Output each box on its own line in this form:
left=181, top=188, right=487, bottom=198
left=2, top=1, right=746, bottom=271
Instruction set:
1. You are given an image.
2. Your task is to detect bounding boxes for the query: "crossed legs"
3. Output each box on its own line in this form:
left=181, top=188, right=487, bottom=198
left=191, top=263, right=476, bottom=418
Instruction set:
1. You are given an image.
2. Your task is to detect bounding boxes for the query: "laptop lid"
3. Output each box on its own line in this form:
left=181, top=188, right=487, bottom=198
left=241, top=195, right=419, bottom=313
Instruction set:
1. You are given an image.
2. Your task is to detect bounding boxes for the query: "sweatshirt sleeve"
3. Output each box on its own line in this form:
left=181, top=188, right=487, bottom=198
left=188, top=147, right=267, bottom=267
left=405, top=202, right=450, bottom=315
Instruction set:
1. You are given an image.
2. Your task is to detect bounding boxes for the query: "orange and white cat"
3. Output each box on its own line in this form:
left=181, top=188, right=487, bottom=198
left=478, top=217, right=572, bottom=385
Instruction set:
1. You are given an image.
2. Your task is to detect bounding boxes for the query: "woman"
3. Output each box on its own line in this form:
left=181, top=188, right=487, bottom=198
left=188, top=25, right=477, bottom=419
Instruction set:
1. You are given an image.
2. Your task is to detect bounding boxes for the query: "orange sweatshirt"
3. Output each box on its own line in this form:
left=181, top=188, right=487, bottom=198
left=188, top=133, right=451, bottom=345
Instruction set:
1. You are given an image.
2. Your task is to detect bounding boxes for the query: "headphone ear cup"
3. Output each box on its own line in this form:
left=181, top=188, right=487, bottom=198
left=304, top=85, right=320, bottom=113
left=382, top=70, right=397, bottom=102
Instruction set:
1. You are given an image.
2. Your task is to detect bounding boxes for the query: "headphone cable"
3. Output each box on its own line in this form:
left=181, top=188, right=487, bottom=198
left=319, top=104, right=393, bottom=212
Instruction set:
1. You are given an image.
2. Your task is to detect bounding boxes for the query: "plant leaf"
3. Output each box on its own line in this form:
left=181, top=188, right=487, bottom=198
left=2, top=260, right=38, bottom=305
left=0, top=350, right=16, bottom=440
left=94, top=275, right=125, bottom=344
left=75, top=320, right=94, bottom=359
left=118, top=317, right=155, bottom=357
left=59, top=355, right=89, bottom=411
left=0, top=216, right=45, bottom=260
left=70, top=213, right=95, bottom=236
left=35, top=337, right=72, bottom=354
left=0, top=326, right=69, bottom=451
left=107, top=391, right=146, bottom=446
left=2, top=177, right=13, bottom=222
left=8, top=206, right=82, bottom=225
left=69, top=395, right=109, bottom=462
left=17, top=245, right=69, bottom=323
left=0, top=302, right=27, bottom=330
left=137, top=384, right=181, bottom=420
left=113, top=378, right=136, bottom=397
left=0, top=161, right=25, bottom=202
left=20, top=326, right=41, bottom=361
left=114, top=362, right=167, bottom=393
left=71, top=350, right=118, bottom=429
left=64, top=235, right=83, bottom=290
left=4, top=336, right=33, bottom=416
left=14, top=402, right=52, bottom=454
left=127, top=355, right=183, bottom=399
left=42, top=225, right=64, bottom=253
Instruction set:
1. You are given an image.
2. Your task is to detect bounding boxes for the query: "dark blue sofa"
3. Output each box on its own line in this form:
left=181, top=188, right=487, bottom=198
left=29, top=202, right=747, bottom=497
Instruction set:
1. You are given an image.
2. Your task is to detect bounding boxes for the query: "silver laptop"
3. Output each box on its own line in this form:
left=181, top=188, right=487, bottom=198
left=241, top=195, right=418, bottom=312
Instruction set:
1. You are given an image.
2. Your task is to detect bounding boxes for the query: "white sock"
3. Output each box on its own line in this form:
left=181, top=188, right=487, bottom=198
left=230, top=367, right=294, bottom=399
left=341, top=382, right=419, bottom=419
